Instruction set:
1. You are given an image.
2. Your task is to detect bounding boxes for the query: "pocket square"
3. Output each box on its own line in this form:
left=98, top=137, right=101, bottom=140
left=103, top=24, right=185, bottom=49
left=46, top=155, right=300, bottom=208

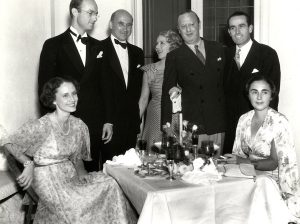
left=136, top=64, right=141, bottom=68
left=252, top=68, right=259, bottom=73
left=217, top=57, right=222, bottom=61
left=96, top=51, right=103, bottom=58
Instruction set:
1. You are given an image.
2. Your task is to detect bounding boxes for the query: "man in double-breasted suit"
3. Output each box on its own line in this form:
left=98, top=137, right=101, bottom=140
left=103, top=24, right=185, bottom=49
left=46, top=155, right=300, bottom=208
left=161, top=10, right=226, bottom=150
left=38, top=0, right=113, bottom=171
left=223, top=11, right=281, bottom=153
left=100, top=9, right=144, bottom=163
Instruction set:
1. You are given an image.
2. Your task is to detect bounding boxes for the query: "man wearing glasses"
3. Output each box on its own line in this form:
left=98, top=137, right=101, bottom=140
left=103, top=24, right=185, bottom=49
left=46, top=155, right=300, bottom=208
left=38, top=0, right=114, bottom=172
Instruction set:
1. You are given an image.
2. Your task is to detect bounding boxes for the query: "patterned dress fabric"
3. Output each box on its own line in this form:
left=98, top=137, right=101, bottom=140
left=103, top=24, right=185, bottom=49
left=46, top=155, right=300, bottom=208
left=141, top=64, right=164, bottom=150
left=6, top=115, right=137, bottom=224
left=232, top=108, right=300, bottom=221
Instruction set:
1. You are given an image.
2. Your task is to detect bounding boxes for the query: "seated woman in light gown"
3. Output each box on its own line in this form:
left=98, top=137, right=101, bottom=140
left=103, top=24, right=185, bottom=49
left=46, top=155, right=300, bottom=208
left=138, top=30, right=182, bottom=150
left=4, top=77, right=137, bottom=224
left=227, top=75, right=299, bottom=222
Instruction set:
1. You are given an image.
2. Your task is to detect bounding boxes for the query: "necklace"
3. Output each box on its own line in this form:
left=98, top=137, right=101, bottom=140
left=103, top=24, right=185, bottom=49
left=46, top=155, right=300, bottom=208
left=55, top=117, right=70, bottom=135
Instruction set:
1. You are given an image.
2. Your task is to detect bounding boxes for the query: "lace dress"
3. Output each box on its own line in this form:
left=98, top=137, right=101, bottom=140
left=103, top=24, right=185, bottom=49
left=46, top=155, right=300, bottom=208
left=6, top=114, right=137, bottom=224
left=232, top=108, right=300, bottom=222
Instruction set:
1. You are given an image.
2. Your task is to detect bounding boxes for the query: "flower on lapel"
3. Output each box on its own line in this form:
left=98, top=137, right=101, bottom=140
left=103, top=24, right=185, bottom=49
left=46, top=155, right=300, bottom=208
left=136, top=64, right=141, bottom=68
left=252, top=68, right=259, bottom=73
left=217, top=57, right=222, bottom=61
left=96, top=51, right=103, bottom=59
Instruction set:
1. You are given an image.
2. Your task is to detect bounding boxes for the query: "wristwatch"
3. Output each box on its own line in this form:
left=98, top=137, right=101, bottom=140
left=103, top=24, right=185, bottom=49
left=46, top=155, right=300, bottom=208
left=23, top=160, right=34, bottom=167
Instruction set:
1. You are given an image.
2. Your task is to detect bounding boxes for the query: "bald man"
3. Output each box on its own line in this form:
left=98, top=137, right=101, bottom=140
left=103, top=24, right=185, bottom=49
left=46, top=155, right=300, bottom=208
left=100, top=9, right=144, bottom=163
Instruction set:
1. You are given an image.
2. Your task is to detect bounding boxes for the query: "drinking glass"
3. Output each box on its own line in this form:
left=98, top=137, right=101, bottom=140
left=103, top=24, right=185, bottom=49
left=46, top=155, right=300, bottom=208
left=192, top=133, right=199, bottom=159
left=200, top=140, right=215, bottom=157
left=166, top=159, right=176, bottom=181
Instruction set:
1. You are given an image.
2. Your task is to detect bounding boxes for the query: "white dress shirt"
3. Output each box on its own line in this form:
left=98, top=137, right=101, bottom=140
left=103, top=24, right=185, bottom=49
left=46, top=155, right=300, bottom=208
left=236, top=39, right=253, bottom=67
left=70, top=26, right=87, bottom=66
left=111, top=35, right=129, bottom=87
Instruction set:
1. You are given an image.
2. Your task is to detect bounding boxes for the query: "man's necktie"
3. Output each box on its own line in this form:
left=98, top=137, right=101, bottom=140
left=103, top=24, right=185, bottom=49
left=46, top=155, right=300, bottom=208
left=69, top=29, right=88, bottom=45
left=235, top=48, right=241, bottom=70
left=114, top=39, right=127, bottom=49
left=194, top=45, right=205, bottom=65
left=77, top=35, right=88, bottom=45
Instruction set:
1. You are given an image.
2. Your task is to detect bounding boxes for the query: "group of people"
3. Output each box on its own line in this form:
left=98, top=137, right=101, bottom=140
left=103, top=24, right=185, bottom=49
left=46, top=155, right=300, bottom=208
left=2, top=0, right=299, bottom=223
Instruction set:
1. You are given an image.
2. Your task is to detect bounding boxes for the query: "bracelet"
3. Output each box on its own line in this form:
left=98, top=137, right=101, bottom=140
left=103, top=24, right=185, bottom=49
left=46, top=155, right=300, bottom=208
left=23, top=160, right=34, bottom=167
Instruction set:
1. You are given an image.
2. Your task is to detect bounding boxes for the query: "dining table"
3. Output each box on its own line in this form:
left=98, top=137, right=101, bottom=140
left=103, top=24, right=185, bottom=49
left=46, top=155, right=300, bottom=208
left=104, top=163, right=292, bottom=224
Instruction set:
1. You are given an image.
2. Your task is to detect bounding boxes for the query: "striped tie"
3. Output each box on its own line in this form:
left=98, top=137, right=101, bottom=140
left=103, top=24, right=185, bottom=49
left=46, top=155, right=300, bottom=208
left=235, top=48, right=241, bottom=70
left=194, top=45, right=205, bottom=65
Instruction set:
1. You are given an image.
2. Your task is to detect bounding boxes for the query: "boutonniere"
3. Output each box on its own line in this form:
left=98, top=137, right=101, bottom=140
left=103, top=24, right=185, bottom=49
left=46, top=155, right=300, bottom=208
left=252, top=68, right=259, bottom=74
left=217, top=57, right=222, bottom=61
left=136, top=64, right=141, bottom=68
left=96, top=51, right=103, bottom=58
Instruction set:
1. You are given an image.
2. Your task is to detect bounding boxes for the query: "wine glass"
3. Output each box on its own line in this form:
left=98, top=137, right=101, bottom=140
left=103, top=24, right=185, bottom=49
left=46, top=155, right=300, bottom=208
left=166, top=159, right=176, bottom=181
left=200, top=140, right=215, bottom=157
left=192, top=132, right=199, bottom=159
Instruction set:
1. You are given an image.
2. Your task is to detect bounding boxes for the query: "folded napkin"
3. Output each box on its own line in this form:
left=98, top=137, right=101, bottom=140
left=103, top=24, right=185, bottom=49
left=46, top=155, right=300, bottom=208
left=223, top=163, right=256, bottom=178
left=182, top=158, right=222, bottom=184
left=106, top=148, right=142, bottom=167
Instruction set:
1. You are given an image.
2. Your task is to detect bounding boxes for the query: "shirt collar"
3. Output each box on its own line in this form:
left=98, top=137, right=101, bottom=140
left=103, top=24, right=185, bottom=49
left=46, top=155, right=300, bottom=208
left=110, top=35, right=127, bottom=44
left=236, top=39, right=253, bottom=53
left=70, top=26, right=87, bottom=38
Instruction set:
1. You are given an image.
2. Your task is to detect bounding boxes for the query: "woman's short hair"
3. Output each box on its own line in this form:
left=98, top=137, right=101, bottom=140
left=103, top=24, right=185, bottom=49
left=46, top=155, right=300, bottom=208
left=245, top=74, right=277, bottom=99
left=159, top=30, right=182, bottom=51
left=40, top=76, right=80, bottom=110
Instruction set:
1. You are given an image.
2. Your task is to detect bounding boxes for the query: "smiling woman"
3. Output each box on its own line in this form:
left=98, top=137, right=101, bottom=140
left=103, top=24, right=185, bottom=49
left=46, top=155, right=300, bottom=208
left=230, top=75, right=300, bottom=222
left=3, top=77, right=137, bottom=223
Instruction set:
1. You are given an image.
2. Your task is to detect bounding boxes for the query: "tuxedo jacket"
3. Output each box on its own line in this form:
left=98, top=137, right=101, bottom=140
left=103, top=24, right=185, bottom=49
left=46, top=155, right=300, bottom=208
left=161, top=39, right=226, bottom=135
left=100, top=37, right=144, bottom=135
left=38, top=29, right=113, bottom=132
left=223, top=39, right=281, bottom=153
left=224, top=40, right=281, bottom=126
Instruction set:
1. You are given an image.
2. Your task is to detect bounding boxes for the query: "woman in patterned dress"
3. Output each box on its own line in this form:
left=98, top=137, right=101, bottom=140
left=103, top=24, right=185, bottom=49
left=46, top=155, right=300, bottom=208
left=138, top=30, right=182, bottom=150
left=227, top=75, right=300, bottom=222
left=4, top=77, right=136, bottom=224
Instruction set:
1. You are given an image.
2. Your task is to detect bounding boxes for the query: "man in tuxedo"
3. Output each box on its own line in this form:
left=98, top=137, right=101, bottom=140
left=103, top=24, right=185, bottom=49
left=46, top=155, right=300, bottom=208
left=100, top=9, right=144, bottom=163
left=161, top=10, right=226, bottom=150
left=38, top=0, right=113, bottom=171
left=223, top=11, right=281, bottom=154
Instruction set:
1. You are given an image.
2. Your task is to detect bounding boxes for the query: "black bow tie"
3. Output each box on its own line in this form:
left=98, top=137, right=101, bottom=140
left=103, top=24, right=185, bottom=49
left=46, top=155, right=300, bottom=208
left=114, top=39, right=127, bottom=49
left=77, top=35, right=88, bottom=45
left=69, top=29, right=88, bottom=45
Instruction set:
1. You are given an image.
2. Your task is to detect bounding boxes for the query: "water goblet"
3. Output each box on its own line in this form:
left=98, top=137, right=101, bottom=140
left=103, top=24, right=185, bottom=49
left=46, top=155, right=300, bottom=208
left=192, top=133, right=199, bottom=159
left=166, top=159, right=176, bottom=181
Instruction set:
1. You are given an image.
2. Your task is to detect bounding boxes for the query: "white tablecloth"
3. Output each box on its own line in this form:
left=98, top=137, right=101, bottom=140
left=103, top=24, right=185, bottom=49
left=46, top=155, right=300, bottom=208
left=104, top=164, right=292, bottom=224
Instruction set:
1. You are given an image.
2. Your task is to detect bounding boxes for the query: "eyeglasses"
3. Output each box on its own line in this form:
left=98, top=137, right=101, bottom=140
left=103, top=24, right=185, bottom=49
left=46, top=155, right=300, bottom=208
left=79, top=9, right=99, bottom=18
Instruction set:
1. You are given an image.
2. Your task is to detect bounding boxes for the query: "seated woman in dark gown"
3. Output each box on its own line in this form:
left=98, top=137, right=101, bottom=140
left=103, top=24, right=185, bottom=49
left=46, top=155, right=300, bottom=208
left=4, top=77, right=136, bottom=224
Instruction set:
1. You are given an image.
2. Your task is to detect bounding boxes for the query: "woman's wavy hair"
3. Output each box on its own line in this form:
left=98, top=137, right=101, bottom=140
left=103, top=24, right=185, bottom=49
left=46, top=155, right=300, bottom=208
left=245, top=74, right=277, bottom=100
left=159, top=29, right=182, bottom=51
left=40, top=76, right=80, bottom=110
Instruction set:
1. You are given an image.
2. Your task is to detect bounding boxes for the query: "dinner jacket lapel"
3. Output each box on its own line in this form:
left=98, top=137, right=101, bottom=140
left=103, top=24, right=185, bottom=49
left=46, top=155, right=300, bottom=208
left=80, top=36, right=98, bottom=84
left=127, top=44, right=136, bottom=90
left=107, top=38, right=126, bottom=89
left=240, top=41, right=260, bottom=74
left=62, top=31, right=85, bottom=74
left=181, top=43, right=205, bottom=74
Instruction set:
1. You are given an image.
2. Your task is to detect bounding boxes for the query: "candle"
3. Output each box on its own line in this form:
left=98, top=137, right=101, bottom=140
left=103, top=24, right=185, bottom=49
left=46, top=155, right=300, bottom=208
left=179, top=113, right=183, bottom=145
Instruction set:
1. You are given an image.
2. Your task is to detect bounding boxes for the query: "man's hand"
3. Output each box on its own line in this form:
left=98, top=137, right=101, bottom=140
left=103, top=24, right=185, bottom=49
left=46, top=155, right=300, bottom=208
left=102, top=123, right=113, bottom=144
left=169, top=86, right=182, bottom=99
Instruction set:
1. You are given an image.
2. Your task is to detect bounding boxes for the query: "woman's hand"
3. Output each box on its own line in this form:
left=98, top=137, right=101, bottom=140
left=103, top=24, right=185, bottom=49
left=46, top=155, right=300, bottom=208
left=17, top=163, right=34, bottom=190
